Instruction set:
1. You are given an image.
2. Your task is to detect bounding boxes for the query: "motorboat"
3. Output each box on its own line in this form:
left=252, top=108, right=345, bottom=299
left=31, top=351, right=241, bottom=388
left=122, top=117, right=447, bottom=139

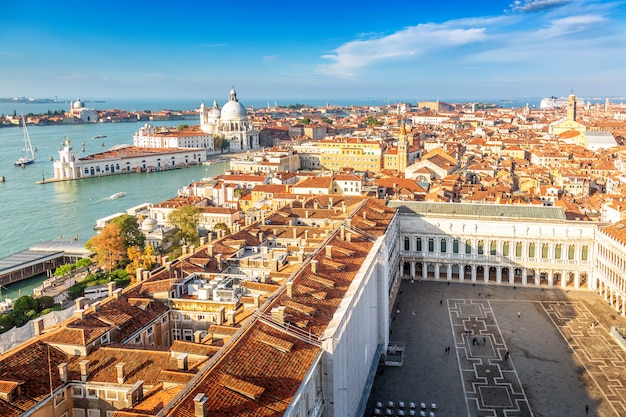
left=110, top=192, right=126, bottom=199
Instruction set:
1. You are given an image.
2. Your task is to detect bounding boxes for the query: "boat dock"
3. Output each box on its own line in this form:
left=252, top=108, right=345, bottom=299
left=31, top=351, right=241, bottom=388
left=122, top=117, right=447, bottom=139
left=0, top=240, right=91, bottom=287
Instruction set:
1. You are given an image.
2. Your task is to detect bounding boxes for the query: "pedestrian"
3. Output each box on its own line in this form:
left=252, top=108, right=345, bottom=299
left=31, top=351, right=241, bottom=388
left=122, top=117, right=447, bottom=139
left=411, top=311, right=416, bottom=316
left=505, top=351, right=509, bottom=360
left=585, top=404, right=588, bottom=414
left=483, top=337, right=486, bottom=345
left=517, top=311, right=521, bottom=318
left=440, top=300, right=443, bottom=306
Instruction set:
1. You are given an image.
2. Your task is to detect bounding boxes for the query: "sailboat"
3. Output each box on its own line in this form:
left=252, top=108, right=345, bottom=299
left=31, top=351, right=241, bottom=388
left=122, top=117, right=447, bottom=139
left=14, top=115, right=36, bottom=166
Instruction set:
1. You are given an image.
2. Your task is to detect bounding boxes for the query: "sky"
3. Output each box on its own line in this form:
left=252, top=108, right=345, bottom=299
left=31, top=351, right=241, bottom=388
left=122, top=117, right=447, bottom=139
left=1, top=0, right=625, bottom=102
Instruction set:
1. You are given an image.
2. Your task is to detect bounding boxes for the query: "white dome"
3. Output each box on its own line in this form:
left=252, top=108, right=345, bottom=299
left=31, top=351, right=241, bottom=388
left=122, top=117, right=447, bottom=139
left=73, top=98, right=84, bottom=109
left=208, top=99, right=221, bottom=118
left=221, top=100, right=247, bottom=120
left=141, top=217, right=158, bottom=231
left=220, top=87, right=247, bottom=121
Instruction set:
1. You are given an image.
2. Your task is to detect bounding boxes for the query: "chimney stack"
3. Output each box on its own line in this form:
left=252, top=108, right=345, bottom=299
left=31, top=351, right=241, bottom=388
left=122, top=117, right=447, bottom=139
left=311, top=259, right=318, bottom=274
left=226, top=310, right=236, bottom=326
left=325, top=245, right=333, bottom=260
left=207, top=245, right=214, bottom=257
left=177, top=354, right=188, bottom=371
left=79, top=360, right=90, bottom=382
left=116, top=363, right=126, bottom=384
left=58, top=363, right=68, bottom=382
left=194, top=330, right=203, bottom=343
left=32, top=317, right=44, bottom=336
left=347, top=232, right=352, bottom=243
left=286, top=281, right=293, bottom=298
left=340, top=225, right=345, bottom=241
left=75, top=297, right=85, bottom=311
left=271, top=306, right=286, bottom=325
left=194, top=393, right=208, bottom=417
left=108, top=282, right=116, bottom=297
left=136, top=268, right=145, bottom=283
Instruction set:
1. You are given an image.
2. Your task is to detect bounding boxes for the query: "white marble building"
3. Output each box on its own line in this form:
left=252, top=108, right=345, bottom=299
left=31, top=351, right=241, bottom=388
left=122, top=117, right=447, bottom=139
left=199, top=87, right=260, bottom=152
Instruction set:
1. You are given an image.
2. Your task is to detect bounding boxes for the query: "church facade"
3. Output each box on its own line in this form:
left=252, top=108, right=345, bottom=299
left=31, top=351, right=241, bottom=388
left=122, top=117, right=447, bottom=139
left=199, top=87, right=260, bottom=152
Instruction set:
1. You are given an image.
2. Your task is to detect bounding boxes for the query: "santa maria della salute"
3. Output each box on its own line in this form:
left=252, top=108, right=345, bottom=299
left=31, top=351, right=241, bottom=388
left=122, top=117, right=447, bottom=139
left=199, top=86, right=260, bottom=151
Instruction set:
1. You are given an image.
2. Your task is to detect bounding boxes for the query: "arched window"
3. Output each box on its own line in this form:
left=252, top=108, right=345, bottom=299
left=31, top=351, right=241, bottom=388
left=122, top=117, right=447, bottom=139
left=490, top=241, right=497, bottom=256
left=541, top=244, right=549, bottom=259
left=404, top=237, right=410, bottom=251
left=582, top=245, right=589, bottom=261
left=440, top=239, right=447, bottom=253
left=428, top=238, right=434, bottom=252
left=555, top=244, right=562, bottom=259
left=515, top=242, right=522, bottom=257
left=465, top=240, right=472, bottom=254
left=477, top=240, right=484, bottom=255
left=416, top=238, right=422, bottom=252
left=453, top=239, right=459, bottom=254
left=529, top=243, right=535, bottom=258
left=503, top=242, right=510, bottom=257
left=568, top=245, right=575, bottom=260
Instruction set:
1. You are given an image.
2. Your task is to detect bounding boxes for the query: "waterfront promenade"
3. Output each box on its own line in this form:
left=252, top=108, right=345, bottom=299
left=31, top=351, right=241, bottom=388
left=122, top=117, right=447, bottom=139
left=366, top=280, right=626, bottom=417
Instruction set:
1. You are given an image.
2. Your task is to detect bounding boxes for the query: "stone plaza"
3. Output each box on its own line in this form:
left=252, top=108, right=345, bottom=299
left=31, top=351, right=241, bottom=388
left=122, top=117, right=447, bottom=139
left=365, top=280, right=626, bottom=417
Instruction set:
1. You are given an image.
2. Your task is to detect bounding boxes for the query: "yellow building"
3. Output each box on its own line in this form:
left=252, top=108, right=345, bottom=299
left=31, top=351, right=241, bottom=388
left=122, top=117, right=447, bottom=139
left=318, top=137, right=383, bottom=172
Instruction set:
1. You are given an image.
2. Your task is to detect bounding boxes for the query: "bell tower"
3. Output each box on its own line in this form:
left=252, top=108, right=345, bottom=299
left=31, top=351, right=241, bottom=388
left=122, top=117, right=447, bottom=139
left=567, top=91, right=577, bottom=121
left=398, top=123, right=408, bottom=173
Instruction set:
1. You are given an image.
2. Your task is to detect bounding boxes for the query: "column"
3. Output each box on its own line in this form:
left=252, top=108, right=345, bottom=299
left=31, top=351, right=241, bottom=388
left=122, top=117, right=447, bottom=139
left=459, top=265, right=464, bottom=281
left=509, top=268, right=514, bottom=285
left=422, top=262, right=428, bottom=280
left=548, top=271, right=553, bottom=287
left=496, top=267, right=502, bottom=284
left=410, top=262, right=415, bottom=279
left=561, top=270, right=568, bottom=288
left=534, top=269, right=540, bottom=286
left=483, top=266, right=489, bottom=283
left=622, top=296, right=626, bottom=317
left=447, top=264, right=452, bottom=281
left=471, top=265, right=477, bottom=282
left=522, top=268, right=528, bottom=286
left=574, top=271, right=580, bottom=289
left=434, top=263, right=440, bottom=280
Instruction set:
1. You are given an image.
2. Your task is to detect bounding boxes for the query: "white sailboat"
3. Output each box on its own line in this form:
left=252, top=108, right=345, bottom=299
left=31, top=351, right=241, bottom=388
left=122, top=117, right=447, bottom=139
left=14, top=115, right=35, bottom=166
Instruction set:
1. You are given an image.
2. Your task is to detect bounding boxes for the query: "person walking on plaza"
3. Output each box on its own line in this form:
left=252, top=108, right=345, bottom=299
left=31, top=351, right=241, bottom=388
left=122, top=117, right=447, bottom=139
left=517, top=311, right=521, bottom=318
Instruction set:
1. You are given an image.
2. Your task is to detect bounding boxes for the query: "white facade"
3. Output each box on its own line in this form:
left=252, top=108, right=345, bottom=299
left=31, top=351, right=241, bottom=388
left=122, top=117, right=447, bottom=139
left=394, top=203, right=597, bottom=291
left=595, top=225, right=626, bottom=316
left=199, top=88, right=260, bottom=152
left=133, top=124, right=216, bottom=154
left=52, top=142, right=207, bottom=181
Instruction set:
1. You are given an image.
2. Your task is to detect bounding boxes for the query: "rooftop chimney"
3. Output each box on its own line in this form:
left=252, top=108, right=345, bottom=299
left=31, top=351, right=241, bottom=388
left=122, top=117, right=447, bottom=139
left=108, top=281, right=116, bottom=297
left=325, top=245, right=333, bottom=260
left=136, top=268, right=145, bottom=283
left=58, top=363, right=68, bottom=383
left=226, top=310, right=236, bottom=326
left=32, top=317, right=44, bottom=336
left=305, top=211, right=310, bottom=218
left=79, top=360, right=90, bottom=382
left=207, top=245, right=214, bottom=257
left=271, top=306, right=286, bottom=325
left=75, top=297, right=86, bottom=311
left=286, top=281, right=293, bottom=298
left=340, top=225, right=345, bottom=241
left=177, top=354, right=188, bottom=371
left=193, top=393, right=208, bottom=417
left=194, top=330, right=203, bottom=343
left=311, top=259, right=318, bottom=274
left=293, top=228, right=297, bottom=239
left=347, top=232, right=352, bottom=243
left=116, top=362, right=126, bottom=384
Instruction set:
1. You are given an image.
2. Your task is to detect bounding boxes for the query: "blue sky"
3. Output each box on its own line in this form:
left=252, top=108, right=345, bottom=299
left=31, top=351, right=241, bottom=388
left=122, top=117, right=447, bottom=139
left=1, top=0, right=625, bottom=101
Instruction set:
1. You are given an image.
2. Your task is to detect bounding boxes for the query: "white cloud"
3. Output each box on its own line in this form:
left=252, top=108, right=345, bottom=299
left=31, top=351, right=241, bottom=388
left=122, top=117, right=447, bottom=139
left=534, top=14, right=605, bottom=38
left=318, top=22, right=488, bottom=77
left=509, top=0, right=572, bottom=13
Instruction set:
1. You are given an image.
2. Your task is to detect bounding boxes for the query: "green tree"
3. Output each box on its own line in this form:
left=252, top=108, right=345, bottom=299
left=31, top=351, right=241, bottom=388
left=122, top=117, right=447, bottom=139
left=213, top=223, right=230, bottom=236
left=365, top=116, right=382, bottom=126
left=13, top=296, right=38, bottom=314
left=168, top=206, right=200, bottom=245
left=37, top=296, right=55, bottom=311
left=113, top=214, right=145, bottom=249
left=177, top=124, right=189, bottom=131
left=297, top=117, right=311, bottom=125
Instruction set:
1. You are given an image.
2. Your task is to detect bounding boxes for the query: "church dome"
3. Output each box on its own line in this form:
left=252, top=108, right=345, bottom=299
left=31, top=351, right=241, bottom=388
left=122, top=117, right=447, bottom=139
left=208, top=99, right=221, bottom=118
left=141, top=217, right=158, bottom=231
left=220, top=87, right=247, bottom=121
left=73, top=98, right=84, bottom=109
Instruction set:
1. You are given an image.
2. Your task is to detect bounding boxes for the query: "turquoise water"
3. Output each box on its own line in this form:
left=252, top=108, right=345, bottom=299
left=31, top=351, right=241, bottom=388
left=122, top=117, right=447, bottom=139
left=0, top=120, right=228, bottom=297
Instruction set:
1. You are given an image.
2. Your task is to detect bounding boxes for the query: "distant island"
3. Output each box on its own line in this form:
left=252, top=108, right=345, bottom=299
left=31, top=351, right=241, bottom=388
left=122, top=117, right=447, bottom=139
left=0, top=97, right=105, bottom=104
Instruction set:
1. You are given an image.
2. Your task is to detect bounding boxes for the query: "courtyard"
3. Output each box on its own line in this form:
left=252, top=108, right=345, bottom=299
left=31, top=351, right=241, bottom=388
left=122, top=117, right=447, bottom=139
left=365, top=280, right=626, bottom=417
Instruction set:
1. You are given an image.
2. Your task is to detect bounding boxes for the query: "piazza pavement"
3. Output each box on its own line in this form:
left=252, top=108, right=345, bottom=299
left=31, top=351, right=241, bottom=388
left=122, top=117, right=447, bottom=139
left=365, top=280, right=626, bottom=417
